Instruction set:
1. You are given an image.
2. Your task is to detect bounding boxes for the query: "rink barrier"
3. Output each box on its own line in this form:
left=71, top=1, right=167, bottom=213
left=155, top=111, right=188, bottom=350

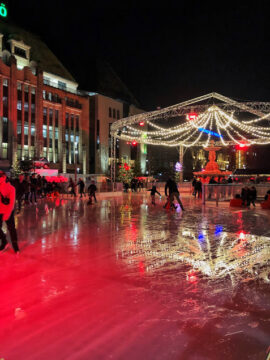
left=201, top=184, right=270, bottom=206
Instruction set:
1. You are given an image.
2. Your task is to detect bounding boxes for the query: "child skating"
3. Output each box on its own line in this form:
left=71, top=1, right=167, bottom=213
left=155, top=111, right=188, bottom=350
left=147, top=183, right=161, bottom=205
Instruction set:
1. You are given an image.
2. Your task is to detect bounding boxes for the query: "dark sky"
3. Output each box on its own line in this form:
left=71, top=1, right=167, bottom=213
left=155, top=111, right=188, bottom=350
left=6, top=1, right=270, bottom=110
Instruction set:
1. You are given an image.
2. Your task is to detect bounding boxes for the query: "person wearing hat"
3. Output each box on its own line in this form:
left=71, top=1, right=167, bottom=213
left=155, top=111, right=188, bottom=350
left=0, top=171, right=19, bottom=253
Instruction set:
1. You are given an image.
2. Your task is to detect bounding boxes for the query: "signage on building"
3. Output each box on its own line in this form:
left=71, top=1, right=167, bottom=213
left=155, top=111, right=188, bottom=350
left=0, top=3, right=7, bottom=18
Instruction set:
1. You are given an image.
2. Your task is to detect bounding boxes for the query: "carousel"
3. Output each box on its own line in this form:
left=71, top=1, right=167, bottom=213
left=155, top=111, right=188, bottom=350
left=110, top=92, right=270, bottom=183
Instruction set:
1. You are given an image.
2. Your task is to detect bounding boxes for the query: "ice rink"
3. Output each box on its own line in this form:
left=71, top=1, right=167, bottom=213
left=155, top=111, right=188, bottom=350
left=0, top=193, right=269, bottom=360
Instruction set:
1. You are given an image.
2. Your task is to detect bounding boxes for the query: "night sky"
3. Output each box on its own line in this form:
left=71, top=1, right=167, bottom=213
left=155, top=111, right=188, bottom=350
left=6, top=1, right=270, bottom=110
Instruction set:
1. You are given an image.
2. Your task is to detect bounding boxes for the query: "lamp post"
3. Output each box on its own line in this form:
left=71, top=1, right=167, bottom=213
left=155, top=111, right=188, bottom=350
left=74, top=142, right=78, bottom=184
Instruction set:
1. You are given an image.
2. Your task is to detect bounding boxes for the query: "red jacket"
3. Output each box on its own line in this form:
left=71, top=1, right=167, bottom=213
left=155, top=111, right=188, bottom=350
left=0, top=181, right=16, bottom=215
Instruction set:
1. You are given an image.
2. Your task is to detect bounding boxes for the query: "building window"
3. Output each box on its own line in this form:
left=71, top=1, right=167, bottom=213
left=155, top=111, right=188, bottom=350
left=43, top=90, right=46, bottom=100
left=117, top=110, right=120, bottom=119
left=109, top=107, right=112, bottom=117
left=58, top=81, right=66, bottom=90
left=2, top=143, right=8, bottom=159
left=14, top=47, right=27, bottom=58
left=3, top=117, right=8, bottom=143
left=44, top=78, right=50, bottom=86
left=113, top=109, right=116, bottom=118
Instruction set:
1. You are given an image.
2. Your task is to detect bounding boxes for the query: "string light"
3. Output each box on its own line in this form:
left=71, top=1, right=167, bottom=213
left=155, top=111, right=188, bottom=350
left=111, top=101, right=270, bottom=147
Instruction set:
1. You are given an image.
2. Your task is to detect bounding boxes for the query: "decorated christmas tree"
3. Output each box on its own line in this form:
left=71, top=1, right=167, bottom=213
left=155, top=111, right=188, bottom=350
left=117, top=159, right=133, bottom=184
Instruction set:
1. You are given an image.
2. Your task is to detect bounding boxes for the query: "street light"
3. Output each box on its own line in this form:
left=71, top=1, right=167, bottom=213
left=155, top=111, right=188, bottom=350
left=74, top=142, right=78, bottom=184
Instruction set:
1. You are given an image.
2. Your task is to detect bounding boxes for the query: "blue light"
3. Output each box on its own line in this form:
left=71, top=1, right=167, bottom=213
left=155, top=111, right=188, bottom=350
left=198, top=127, right=222, bottom=138
left=215, top=225, right=223, bottom=235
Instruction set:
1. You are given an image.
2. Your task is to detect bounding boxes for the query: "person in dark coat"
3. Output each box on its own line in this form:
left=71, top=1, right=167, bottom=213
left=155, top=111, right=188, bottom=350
left=164, top=178, right=185, bottom=211
left=249, top=186, right=257, bottom=207
left=30, top=173, right=38, bottom=204
left=77, top=178, right=86, bottom=198
left=194, top=178, right=202, bottom=198
left=241, top=186, right=250, bottom=206
left=147, top=182, right=161, bottom=205
left=88, top=181, right=97, bottom=204
left=68, top=178, right=76, bottom=197
left=14, top=174, right=27, bottom=213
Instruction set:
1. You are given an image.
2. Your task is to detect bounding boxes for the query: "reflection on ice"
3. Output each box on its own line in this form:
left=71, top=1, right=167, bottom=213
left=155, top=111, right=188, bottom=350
left=116, top=227, right=270, bottom=287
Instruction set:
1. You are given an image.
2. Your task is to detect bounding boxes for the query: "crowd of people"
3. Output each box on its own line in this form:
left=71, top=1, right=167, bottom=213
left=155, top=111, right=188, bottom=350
left=0, top=172, right=99, bottom=255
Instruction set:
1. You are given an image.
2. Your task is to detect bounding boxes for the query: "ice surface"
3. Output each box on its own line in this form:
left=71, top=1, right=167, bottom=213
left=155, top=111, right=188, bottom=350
left=0, top=193, right=269, bottom=360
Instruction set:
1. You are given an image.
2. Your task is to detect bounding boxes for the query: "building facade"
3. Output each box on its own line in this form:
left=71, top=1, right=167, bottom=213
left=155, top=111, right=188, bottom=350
left=0, top=30, right=89, bottom=174
left=88, top=92, right=146, bottom=175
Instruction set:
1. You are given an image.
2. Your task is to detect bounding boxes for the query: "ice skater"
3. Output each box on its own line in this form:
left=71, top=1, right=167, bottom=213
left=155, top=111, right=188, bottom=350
left=0, top=171, right=19, bottom=254
left=147, top=182, right=161, bottom=205
left=76, top=178, right=86, bottom=198
left=87, top=180, right=97, bottom=205
left=164, top=177, right=185, bottom=211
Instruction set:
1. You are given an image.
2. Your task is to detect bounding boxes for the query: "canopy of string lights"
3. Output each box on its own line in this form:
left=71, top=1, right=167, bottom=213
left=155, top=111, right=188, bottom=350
left=110, top=92, right=270, bottom=148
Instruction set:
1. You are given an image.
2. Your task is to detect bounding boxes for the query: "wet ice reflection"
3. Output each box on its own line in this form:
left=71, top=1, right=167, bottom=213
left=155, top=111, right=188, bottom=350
left=116, top=221, right=270, bottom=287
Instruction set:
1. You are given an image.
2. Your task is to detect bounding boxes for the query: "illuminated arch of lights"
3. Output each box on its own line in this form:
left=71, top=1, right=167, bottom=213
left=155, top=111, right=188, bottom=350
left=110, top=92, right=270, bottom=148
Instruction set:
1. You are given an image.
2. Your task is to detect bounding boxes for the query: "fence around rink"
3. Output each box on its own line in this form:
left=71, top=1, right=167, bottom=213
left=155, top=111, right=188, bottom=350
left=202, top=184, right=270, bottom=206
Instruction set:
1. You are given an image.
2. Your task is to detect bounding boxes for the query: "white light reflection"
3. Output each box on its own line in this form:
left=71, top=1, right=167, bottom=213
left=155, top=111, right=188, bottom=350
left=115, top=228, right=270, bottom=287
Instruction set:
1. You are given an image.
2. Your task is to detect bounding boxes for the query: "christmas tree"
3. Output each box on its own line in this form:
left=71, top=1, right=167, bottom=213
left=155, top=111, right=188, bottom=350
left=117, top=159, right=133, bottom=184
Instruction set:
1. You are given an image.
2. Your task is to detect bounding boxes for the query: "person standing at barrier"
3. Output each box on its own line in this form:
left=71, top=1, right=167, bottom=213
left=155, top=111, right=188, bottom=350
left=164, top=177, right=185, bottom=211
left=192, top=176, right=197, bottom=196
left=241, top=186, right=250, bottom=207
left=194, top=178, right=202, bottom=198
left=0, top=171, right=19, bottom=254
left=208, top=176, right=217, bottom=199
left=249, top=186, right=257, bottom=207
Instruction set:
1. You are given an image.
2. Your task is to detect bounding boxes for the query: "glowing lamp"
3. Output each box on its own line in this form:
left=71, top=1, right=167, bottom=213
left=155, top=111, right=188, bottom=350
left=236, top=142, right=250, bottom=150
left=175, top=162, right=182, bottom=172
left=139, top=121, right=145, bottom=126
left=132, top=141, right=137, bottom=146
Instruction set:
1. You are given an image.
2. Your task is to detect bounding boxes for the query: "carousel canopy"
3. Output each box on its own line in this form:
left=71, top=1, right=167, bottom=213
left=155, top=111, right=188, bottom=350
left=110, top=92, right=270, bottom=147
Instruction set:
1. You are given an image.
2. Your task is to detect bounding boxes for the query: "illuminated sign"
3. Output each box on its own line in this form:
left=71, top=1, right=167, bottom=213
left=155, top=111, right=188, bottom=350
left=0, top=3, right=7, bottom=18
left=187, top=112, right=198, bottom=121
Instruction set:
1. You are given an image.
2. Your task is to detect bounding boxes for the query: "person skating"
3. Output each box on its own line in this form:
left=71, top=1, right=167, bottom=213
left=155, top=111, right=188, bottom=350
left=147, top=182, right=161, bottom=205
left=30, top=173, right=38, bottom=204
left=88, top=180, right=97, bottom=204
left=0, top=171, right=19, bottom=254
left=164, top=177, right=185, bottom=211
left=77, top=178, right=86, bottom=198
left=14, top=174, right=27, bottom=213
left=68, top=178, right=76, bottom=197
